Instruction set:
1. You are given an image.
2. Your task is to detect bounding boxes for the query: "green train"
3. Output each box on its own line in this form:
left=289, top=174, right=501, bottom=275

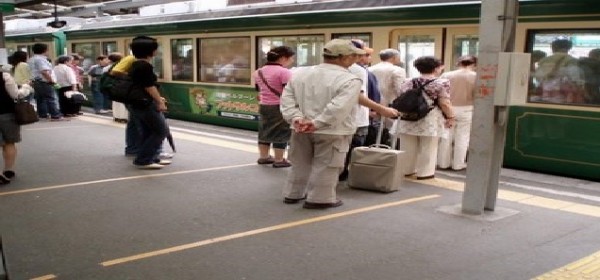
left=5, top=0, right=600, bottom=181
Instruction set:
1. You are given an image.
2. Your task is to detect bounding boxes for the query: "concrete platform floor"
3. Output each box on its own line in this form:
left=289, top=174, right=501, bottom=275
left=0, top=113, right=598, bottom=280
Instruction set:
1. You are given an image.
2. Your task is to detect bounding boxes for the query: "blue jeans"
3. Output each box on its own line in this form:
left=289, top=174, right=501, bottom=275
left=128, top=103, right=168, bottom=165
left=125, top=104, right=143, bottom=156
left=91, top=82, right=103, bottom=112
left=32, top=81, right=62, bottom=118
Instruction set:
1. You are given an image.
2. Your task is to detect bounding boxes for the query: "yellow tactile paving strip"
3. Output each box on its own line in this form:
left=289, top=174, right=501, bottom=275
left=533, top=250, right=600, bottom=279
left=411, top=177, right=600, bottom=280
left=407, top=177, right=600, bottom=218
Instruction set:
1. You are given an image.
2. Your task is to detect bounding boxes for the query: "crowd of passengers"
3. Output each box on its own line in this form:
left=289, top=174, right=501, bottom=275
left=0, top=36, right=598, bottom=210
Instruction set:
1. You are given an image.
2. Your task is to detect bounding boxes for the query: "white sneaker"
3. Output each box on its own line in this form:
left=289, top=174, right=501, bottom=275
left=156, top=159, right=172, bottom=165
left=159, top=152, right=174, bottom=159
left=136, top=163, right=164, bottom=169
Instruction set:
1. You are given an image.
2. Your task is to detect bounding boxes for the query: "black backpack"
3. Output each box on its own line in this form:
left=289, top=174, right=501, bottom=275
left=99, top=64, right=150, bottom=106
left=392, top=79, right=436, bottom=121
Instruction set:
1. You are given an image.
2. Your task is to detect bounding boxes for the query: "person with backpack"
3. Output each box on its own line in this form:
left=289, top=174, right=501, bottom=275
left=126, top=36, right=170, bottom=169
left=394, top=56, right=455, bottom=180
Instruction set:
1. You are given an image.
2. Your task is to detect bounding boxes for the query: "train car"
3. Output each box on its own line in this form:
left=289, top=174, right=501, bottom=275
left=4, top=0, right=600, bottom=181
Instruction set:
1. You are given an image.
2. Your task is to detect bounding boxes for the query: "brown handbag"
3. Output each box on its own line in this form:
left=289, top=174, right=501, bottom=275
left=14, top=99, right=39, bottom=125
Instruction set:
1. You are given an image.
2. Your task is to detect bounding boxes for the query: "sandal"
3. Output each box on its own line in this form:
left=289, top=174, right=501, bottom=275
left=272, top=159, right=292, bottom=168
left=257, top=156, right=275, bottom=165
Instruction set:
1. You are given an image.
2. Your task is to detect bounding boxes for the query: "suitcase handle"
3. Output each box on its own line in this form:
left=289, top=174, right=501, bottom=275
left=369, top=144, right=391, bottom=149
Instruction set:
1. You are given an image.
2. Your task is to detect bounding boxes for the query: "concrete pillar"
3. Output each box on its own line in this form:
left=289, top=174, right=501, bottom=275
left=461, top=0, right=518, bottom=215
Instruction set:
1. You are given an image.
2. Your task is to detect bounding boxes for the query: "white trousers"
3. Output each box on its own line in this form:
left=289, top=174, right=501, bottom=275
left=399, top=133, right=439, bottom=178
left=283, top=133, right=351, bottom=204
left=112, top=101, right=129, bottom=120
left=437, top=106, right=472, bottom=170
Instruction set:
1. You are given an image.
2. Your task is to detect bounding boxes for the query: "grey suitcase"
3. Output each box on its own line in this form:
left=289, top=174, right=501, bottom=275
left=348, top=119, right=404, bottom=193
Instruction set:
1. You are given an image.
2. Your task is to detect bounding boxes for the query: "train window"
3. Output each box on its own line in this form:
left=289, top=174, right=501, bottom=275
left=257, top=35, right=325, bottom=68
left=331, top=33, right=372, bottom=49
left=72, top=42, right=101, bottom=71
left=398, top=35, right=436, bottom=78
left=451, top=34, right=479, bottom=69
left=102, top=42, right=118, bottom=55
left=152, top=42, right=164, bottom=79
left=171, top=39, right=194, bottom=82
left=528, top=30, right=600, bottom=106
left=198, top=37, right=251, bottom=84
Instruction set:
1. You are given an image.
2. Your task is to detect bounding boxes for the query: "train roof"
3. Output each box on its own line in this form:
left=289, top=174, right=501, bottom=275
left=5, top=0, right=600, bottom=39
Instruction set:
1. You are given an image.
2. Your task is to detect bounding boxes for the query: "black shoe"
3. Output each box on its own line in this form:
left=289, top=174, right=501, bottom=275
left=0, top=174, right=10, bottom=184
left=338, top=170, right=348, bottom=181
left=3, top=170, right=15, bottom=179
left=283, top=195, right=307, bottom=204
left=303, top=200, right=343, bottom=209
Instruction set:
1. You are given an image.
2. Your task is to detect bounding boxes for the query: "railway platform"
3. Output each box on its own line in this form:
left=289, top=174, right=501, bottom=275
left=0, top=112, right=598, bottom=280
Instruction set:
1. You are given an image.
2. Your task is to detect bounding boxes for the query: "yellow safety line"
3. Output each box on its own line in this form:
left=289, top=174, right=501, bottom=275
left=100, top=194, right=440, bottom=267
left=30, top=275, right=57, bottom=280
left=77, top=115, right=256, bottom=153
left=408, top=177, right=600, bottom=218
left=0, top=163, right=255, bottom=197
left=533, top=250, right=600, bottom=279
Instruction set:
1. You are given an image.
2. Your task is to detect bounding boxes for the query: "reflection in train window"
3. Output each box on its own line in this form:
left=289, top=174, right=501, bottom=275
left=257, top=35, right=325, bottom=68
left=171, top=38, right=194, bottom=82
left=528, top=30, right=600, bottom=106
left=199, top=37, right=250, bottom=84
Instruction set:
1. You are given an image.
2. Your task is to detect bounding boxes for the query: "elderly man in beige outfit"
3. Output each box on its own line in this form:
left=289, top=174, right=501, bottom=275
left=369, top=49, right=407, bottom=107
left=280, top=39, right=398, bottom=209
left=437, top=55, right=477, bottom=171
left=369, top=49, right=406, bottom=129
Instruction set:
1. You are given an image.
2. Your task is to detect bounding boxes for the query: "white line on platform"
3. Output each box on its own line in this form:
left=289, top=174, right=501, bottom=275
left=100, top=194, right=440, bottom=267
left=0, top=163, right=255, bottom=197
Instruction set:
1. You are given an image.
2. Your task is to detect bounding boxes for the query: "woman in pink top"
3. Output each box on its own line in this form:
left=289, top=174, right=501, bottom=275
left=253, top=46, right=295, bottom=168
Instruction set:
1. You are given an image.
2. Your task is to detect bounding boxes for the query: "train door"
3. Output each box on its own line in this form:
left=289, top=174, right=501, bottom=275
left=445, top=27, right=479, bottom=70
left=390, top=28, right=443, bottom=78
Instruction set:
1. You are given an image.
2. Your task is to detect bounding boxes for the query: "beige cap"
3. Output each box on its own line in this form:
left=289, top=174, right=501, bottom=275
left=323, top=39, right=367, bottom=56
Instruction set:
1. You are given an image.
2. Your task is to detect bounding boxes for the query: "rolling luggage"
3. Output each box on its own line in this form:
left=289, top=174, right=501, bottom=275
left=348, top=119, right=404, bottom=193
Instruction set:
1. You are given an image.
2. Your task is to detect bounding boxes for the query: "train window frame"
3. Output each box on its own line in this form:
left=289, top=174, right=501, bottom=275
left=525, top=29, right=600, bottom=107
left=256, top=34, right=326, bottom=69
left=197, top=36, right=251, bottom=85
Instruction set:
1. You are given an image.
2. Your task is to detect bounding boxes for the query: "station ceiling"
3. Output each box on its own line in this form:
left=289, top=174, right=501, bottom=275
left=9, top=0, right=191, bottom=19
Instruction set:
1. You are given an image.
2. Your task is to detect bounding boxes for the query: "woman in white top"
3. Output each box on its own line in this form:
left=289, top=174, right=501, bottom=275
left=10, top=51, right=31, bottom=87
left=53, top=55, right=80, bottom=117
left=0, top=72, right=33, bottom=184
left=396, top=56, right=455, bottom=180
